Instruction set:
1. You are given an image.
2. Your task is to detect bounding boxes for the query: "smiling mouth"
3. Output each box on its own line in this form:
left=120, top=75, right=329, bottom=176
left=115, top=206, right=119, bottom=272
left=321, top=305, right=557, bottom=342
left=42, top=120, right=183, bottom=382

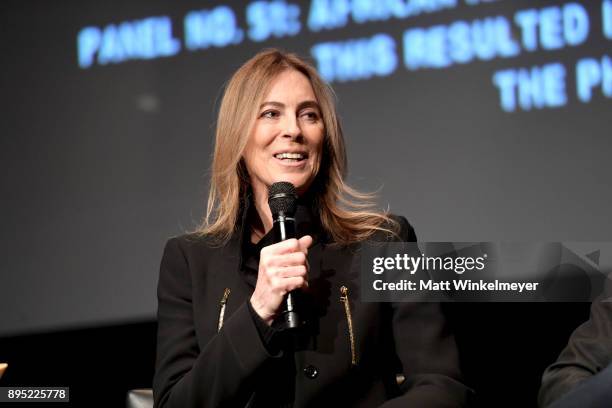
left=274, top=152, right=307, bottom=162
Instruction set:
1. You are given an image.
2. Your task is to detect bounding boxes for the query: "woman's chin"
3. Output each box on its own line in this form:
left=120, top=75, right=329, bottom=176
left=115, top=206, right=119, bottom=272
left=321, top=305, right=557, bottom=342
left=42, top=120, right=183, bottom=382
left=268, top=177, right=311, bottom=194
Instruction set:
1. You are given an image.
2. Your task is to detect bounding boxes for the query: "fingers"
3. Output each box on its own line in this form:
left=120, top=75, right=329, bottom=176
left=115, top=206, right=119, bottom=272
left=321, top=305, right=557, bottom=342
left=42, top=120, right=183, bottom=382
left=261, top=238, right=301, bottom=256
left=283, top=276, right=308, bottom=292
left=251, top=236, right=313, bottom=323
left=264, top=251, right=306, bottom=268
left=262, top=263, right=308, bottom=282
left=276, top=265, right=308, bottom=279
left=298, top=235, right=313, bottom=253
left=268, top=273, right=308, bottom=296
left=261, top=235, right=313, bottom=256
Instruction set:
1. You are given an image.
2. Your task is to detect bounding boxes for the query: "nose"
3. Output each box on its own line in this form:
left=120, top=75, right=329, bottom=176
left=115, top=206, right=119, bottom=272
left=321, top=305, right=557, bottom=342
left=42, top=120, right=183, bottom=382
left=282, top=114, right=302, bottom=140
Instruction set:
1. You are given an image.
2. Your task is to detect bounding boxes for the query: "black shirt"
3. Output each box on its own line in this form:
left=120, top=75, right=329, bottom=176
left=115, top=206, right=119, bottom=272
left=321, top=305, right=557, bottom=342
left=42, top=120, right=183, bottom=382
left=239, top=195, right=322, bottom=407
left=241, top=194, right=322, bottom=354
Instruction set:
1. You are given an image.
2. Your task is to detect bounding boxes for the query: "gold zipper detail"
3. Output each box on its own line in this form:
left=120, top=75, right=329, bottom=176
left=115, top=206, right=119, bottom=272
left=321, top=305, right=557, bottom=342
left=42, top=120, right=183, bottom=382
left=217, top=288, right=231, bottom=332
left=340, top=285, right=357, bottom=366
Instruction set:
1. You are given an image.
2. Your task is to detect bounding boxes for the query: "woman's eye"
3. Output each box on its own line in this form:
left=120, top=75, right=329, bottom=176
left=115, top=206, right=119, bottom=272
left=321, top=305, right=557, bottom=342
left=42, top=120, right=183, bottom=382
left=301, top=111, right=319, bottom=121
left=261, top=110, right=279, bottom=119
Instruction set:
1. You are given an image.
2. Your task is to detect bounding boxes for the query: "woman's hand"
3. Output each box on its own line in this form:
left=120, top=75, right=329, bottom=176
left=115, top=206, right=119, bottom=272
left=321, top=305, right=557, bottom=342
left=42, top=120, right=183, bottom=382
left=250, top=235, right=313, bottom=325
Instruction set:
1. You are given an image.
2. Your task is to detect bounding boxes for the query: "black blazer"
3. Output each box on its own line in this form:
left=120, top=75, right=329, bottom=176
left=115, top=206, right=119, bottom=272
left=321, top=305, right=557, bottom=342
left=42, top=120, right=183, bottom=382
left=153, top=214, right=470, bottom=407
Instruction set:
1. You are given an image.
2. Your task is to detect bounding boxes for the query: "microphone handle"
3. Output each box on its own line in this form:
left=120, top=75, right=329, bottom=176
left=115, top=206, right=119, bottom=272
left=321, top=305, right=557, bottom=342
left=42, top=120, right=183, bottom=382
left=273, top=214, right=300, bottom=330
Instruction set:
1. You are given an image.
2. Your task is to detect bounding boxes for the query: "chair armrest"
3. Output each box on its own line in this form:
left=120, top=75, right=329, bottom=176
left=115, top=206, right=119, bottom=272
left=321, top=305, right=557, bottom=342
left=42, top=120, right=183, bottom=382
left=126, top=388, right=153, bottom=408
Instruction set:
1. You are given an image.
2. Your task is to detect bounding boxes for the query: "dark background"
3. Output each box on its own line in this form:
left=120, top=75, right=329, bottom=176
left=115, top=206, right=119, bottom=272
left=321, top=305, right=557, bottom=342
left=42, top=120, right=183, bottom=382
left=0, top=0, right=609, bottom=406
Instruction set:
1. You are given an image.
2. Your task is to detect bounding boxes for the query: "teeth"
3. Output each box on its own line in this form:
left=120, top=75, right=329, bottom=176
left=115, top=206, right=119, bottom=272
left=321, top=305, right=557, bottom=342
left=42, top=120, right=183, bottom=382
left=275, top=152, right=305, bottom=160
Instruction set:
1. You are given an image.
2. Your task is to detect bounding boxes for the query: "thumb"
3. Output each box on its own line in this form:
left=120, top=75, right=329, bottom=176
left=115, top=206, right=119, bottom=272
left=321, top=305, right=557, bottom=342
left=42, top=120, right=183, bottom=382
left=298, top=235, right=313, bottom=253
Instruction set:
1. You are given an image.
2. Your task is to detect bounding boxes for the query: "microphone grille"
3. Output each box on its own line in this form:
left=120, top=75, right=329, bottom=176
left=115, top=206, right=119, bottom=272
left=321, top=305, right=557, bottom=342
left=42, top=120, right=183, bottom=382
left=268, top=182, right=298, bottom=217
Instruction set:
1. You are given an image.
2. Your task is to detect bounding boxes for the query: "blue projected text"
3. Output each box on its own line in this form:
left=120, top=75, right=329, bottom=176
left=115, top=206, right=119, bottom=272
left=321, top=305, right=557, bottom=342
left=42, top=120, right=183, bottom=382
left=403, top=16, right=519, bottom=70
left=604, top=0, right=612, bottom=39
left=308, top=0, right=457, bottom=32
left=247, top=1, right=301, bottom=42
left=184, top=6, right=243, bottom=50
left=514, top=3, right=589, bottom=51
left=76, top=1, right=612, bottom=113
left=311, top=34, right=397, bottom=82
left=492, top=63, right=567, bottom=112
left=78, top=16, right=180, bottom=68
left=576, top=56, right=612, bottom=102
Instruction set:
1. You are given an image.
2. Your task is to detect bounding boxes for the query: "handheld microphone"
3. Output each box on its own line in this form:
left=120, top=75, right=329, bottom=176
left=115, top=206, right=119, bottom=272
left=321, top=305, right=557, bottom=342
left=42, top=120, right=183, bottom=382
left=268, top=181, right=301, bottom=330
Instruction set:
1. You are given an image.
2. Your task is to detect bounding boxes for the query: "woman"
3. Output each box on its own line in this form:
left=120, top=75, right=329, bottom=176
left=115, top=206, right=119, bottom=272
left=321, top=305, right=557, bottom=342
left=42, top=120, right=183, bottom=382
left=153, top=49, right=470, bottom=407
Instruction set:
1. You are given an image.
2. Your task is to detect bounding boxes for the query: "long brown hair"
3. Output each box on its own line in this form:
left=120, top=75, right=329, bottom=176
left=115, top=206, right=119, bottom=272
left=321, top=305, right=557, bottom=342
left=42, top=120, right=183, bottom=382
left=198, top=49, right=399, bottom=245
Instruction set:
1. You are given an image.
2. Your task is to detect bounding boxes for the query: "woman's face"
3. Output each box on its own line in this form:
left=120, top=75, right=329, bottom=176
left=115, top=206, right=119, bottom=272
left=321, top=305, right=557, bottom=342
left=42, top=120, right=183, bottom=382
left=243, top=69, right=325, bottom=197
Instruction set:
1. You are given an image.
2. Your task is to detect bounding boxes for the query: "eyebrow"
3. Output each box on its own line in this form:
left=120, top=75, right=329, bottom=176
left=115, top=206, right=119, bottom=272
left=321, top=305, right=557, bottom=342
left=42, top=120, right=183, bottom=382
left=259, top=100, right=321, bottom=111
